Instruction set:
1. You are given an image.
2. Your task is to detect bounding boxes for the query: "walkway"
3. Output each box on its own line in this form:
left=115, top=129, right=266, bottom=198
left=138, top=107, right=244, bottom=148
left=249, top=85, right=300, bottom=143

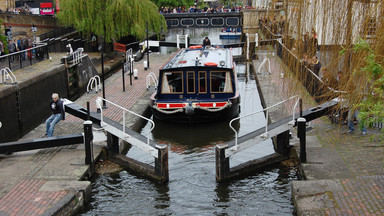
left=254, top=51, right=384, bottom=216
left=0, top=51, right=172, bottom=216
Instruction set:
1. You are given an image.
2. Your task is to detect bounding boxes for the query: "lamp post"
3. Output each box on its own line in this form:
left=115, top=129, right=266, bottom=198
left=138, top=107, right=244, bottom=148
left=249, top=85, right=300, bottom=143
left=99, top=36, right=107, bottom=108
left=146, top=21, right=149, bottom=69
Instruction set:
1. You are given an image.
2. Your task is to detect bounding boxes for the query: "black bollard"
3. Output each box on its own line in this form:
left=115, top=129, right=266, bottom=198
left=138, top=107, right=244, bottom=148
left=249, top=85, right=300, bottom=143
left=297, top=117, right=307, bottom=163
left=83, top=120, right=94, bottom=166
left=299, top=98, right=303, bottom=117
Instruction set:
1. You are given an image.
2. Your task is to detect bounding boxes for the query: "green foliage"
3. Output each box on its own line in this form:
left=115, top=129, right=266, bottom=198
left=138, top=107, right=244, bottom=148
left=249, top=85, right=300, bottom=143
left=351, top=39, right=384, bottom=132
left=152, top=0, right=195, bottom=7
left=57, top=0, right=166, bottom=42
left=0, top=19, right=8, bottom=54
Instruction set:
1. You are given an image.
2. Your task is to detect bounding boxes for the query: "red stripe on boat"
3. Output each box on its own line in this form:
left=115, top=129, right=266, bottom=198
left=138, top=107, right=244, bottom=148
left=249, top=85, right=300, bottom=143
left=157, top=103, right=186, bottom=108
left=198, top=102, right=227, bottom=108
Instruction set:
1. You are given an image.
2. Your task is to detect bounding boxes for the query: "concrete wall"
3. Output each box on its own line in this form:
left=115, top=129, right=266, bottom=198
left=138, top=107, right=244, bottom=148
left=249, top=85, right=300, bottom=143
left=0, top=12, right=58, bottom=39
left=0, top=64, right=67, bottom=142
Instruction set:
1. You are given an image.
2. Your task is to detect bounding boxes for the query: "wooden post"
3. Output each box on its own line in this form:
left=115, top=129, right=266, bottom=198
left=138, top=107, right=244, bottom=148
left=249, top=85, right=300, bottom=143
left=216, top=145, right=230, bottom=182
left=276, top=130, right=290, bottom=155
left=155, top=144, right=168, bottom=182
left=107, top=132, right=119, bottom=154
left=297, top=117, right=307, bottom=163
left=83, top=120, right=94, bottom=167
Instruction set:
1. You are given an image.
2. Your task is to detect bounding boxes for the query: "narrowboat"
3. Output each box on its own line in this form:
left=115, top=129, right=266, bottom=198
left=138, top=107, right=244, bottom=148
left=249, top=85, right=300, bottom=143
left=150, top=45, right=240, bottom=123
left=219, top=28, right=242, bottom=39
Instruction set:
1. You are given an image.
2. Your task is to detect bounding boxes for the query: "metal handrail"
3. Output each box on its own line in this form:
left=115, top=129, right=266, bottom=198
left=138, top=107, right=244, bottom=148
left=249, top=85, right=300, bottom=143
left=229, top=95, right=298, bottom=148
left=87, top=75, right=101, bottom=93
left=0, top=42, right=48, bottom=60
left=146, top=72, right=158, bottom=90
left=96, top=97, right=155, bottom=146
left=0, top=67, right=17, bottom=84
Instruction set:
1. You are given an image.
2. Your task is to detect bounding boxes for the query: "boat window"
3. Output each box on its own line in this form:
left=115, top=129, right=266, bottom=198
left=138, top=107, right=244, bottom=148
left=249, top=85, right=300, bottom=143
left=211, top=71, right=233, bottom=93
left=198, top=71, right=207, bottom=93
left=187, top=71, right=195, bottom=93
left=161, top=72, right=183, bottom=94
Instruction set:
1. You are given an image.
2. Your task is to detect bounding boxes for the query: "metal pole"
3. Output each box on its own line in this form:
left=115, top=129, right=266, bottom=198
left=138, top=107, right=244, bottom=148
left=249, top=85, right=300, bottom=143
left=146, top=21, right=149, bottom=69
left=100, top=36, right=107, bottom=108
left=86, top=101, right=90, bottom=120
left=297, top=117, right=307, bottom=163
left=122, top=61, right=126, bottom=92
left=129, top=57, right=133, bottom=86
left=299, top=98, right=303, bottom=117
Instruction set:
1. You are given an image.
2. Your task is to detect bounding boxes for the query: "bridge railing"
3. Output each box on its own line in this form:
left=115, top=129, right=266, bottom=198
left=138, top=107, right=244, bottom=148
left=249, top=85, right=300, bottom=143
left=96, top=97, right=155, bottom=146
left=229, top=95, right=298, bottom=149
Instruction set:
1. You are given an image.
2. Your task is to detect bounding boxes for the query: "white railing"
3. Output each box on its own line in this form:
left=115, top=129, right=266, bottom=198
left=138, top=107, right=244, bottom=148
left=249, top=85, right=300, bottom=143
left=126, top=48, right=133, bottom=63
left=146, top=72, right=158, bottom=90
left=69, top=48, right=85, bottom=67
left=176, top=34, right=189, bottom=48
left=257, top=58, right=271, bottom=74
left=0, top=67, right=17, bottom=84
left=87, top=75, right=101, bottom=93
left=96, top=97, right=155, bottom=146
left=229, top=95, right=298, bottom=148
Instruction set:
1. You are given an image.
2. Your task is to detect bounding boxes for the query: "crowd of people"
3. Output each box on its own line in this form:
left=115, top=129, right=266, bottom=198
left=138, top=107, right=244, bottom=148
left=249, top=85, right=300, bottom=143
left=159, top=5, right=242, bottom=14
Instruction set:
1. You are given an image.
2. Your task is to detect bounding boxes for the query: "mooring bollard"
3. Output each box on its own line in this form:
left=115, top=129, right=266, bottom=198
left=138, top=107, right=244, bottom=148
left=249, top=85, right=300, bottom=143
left=83, top=120, right=94, bottom=166
left=215, top=145, right=230, bottom=181
left=297, top=117, right=307, bottom=163
left=155, top=144, right=169, bottom=182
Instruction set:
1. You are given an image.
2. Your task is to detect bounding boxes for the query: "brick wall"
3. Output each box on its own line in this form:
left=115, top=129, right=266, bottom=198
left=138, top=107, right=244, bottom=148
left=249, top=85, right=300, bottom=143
left=0, top=12, right=58, bottom=40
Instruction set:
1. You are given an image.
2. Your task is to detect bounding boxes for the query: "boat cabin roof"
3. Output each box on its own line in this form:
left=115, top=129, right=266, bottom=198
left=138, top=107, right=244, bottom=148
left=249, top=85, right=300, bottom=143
left=161, top=46, right=233, bottom=70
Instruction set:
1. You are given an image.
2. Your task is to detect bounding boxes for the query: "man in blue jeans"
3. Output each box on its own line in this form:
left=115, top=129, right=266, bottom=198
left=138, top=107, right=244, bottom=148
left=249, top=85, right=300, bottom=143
left=46, top=93, right=65, bottom=137
left=347, top=109, right=367, bottom=135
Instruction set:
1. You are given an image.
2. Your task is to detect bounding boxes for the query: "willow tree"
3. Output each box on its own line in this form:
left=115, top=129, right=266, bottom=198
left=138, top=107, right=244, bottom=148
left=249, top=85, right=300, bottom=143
left=56, top=0, right=166, bottom=42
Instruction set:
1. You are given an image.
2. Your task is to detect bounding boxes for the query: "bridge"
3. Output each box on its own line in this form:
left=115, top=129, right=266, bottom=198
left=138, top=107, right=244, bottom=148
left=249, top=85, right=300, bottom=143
left=162, top=12, right=242, bottom=29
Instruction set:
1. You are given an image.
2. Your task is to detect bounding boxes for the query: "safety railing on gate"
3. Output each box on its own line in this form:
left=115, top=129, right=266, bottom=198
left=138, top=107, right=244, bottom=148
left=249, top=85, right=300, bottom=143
left=146, top=72, right=158, bottom=90
left=229, top=95, right=299, bottom=150
left=96, top=97, right=155, bottom=146
left=0, top=67, right=17, bottom=84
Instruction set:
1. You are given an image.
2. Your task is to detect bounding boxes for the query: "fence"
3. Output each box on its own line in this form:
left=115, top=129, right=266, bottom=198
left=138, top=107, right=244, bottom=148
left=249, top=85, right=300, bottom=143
left=259, top=21, right=383, bottom=130
left=0, top=43, right=49, bottom=71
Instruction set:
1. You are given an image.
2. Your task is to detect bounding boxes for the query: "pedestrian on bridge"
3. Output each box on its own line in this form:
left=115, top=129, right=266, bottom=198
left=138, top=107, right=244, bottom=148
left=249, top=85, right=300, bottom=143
left=45, top=93, right=65, bottom=137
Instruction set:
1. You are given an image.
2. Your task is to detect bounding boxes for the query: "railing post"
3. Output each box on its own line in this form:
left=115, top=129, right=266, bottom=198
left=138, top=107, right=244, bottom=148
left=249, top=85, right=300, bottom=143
left=216, top=145, right=230, bottom=182
left=297, top=117, right=307, bottom=163
left=83, top=120, right=94, bottom=167
left=19, top=53, right=22, bottom=69
left=8, top=56, right=11, bottom=70
left=155, top=144, right=169, bottom=182
left=107, top=132, right=119, bottom=154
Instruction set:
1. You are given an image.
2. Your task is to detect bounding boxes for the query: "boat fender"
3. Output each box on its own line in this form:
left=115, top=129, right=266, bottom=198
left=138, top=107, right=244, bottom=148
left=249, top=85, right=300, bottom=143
left=204, top=62, right=218, bottom=67
left=189, top=45, right=203, bottom=49
left=185, top=105, right=195, bottom=116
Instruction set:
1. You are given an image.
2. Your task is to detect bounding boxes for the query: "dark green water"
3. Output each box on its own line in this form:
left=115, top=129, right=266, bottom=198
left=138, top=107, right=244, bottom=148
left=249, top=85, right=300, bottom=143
left=80, top=28, right=297, bottom=216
